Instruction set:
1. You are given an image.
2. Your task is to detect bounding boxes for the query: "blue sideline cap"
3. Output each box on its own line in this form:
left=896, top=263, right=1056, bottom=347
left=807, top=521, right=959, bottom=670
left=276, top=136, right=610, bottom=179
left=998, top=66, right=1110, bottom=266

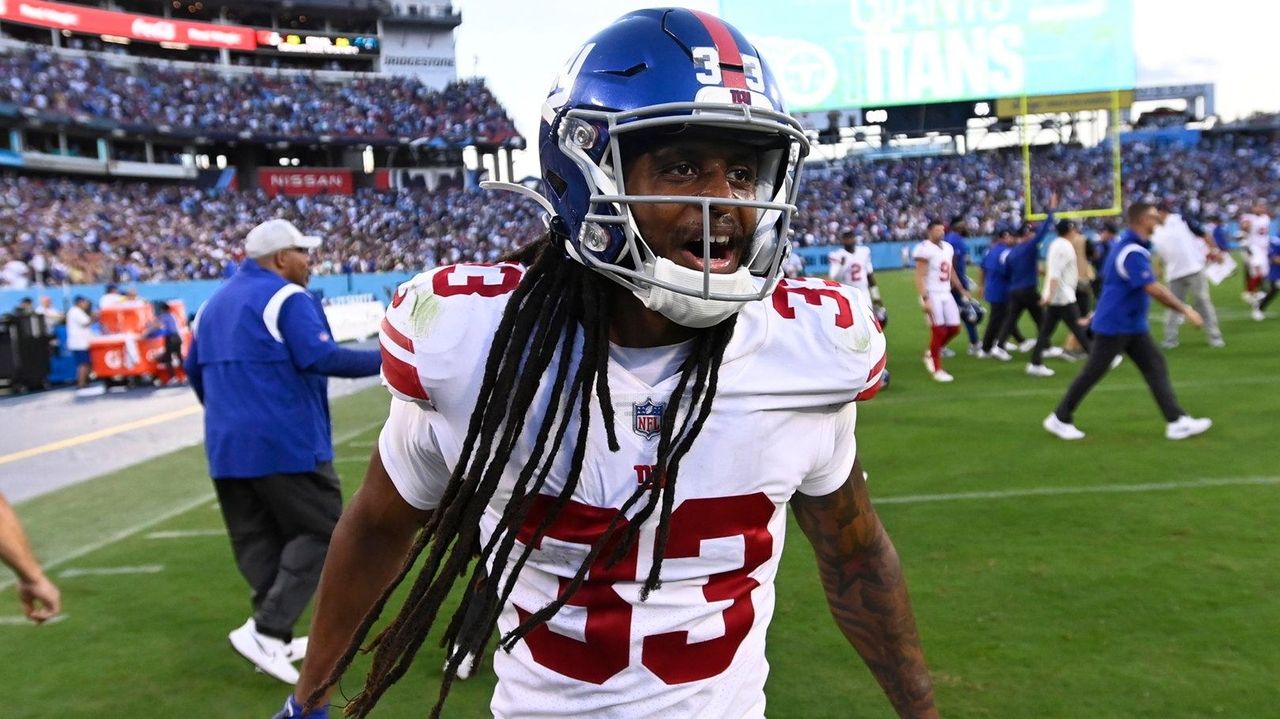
left=245, top=219, right=322, bottom=258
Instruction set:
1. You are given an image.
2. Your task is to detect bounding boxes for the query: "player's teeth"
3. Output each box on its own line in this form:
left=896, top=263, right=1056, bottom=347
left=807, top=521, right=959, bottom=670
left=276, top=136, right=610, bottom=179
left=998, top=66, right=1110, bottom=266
left=711, top=235, right=728, bottom=245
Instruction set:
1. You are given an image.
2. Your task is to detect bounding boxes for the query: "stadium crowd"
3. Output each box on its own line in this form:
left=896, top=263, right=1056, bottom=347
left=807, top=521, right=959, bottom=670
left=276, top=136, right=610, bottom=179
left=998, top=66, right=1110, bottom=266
left=0, top=175, right=545, bottom=286
left=1, top=130, right=1278, bottom=287
left=0, top=48, right=518, bottom=144
left=793, top=131, right=1280, bottom=243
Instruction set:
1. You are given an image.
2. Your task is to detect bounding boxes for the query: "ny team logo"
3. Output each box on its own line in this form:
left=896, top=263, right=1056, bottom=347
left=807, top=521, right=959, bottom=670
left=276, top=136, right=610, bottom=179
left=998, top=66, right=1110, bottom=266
left=632, top=397, right=665, bottom=440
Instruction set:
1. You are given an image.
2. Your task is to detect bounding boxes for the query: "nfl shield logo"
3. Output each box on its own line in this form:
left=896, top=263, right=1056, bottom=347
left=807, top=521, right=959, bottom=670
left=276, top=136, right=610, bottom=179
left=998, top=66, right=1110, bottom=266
left=632, top=397, right=665, bottom=440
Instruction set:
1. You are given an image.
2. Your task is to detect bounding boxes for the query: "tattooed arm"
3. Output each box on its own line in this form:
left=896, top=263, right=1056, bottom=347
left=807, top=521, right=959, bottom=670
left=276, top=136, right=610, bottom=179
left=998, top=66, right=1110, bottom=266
left=790, top=457, right=938, bottom=718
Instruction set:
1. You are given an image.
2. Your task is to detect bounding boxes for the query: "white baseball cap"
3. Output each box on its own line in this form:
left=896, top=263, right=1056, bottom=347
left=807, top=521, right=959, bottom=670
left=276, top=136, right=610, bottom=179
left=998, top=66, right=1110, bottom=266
left=245, top=219, right=322, bottom=258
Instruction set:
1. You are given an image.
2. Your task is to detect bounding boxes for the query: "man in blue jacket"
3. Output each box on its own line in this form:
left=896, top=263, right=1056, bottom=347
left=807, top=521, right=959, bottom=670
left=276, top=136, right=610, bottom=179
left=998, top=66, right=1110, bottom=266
left=945, top=215, right=981, bottom=354
left=185, top=219, right=381, bottom=685
left=977, top=225, right=1027, bottom=359
left=1044, top=202, right=1211, bottom=441
left=994, top=194, right=1058, bottom=354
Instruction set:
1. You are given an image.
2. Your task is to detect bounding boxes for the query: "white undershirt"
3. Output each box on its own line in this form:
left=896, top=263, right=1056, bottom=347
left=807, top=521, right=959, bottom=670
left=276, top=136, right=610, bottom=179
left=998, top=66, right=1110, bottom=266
left=608, top=339, right=694, bottom=387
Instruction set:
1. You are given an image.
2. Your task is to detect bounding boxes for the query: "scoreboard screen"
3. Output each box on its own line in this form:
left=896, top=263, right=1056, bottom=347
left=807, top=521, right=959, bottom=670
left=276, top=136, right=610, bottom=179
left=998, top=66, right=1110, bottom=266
left=720, top=0, right=1136, bottom=113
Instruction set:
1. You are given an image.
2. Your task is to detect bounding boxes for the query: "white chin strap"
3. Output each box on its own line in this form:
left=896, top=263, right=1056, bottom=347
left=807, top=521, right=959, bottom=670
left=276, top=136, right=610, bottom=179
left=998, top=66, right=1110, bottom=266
left=637, top=257, right=757, bottom=329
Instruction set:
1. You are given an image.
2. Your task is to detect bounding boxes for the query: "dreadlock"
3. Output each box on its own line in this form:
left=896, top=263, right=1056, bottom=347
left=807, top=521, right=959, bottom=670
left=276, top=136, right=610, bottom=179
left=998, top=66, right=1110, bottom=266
left=311, top=231, right=738, bottom=718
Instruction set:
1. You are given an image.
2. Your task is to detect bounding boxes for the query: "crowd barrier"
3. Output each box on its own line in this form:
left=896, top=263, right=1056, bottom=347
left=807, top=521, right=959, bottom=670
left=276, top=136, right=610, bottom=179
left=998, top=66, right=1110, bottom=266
left=0, top=237, right=995, bottom=316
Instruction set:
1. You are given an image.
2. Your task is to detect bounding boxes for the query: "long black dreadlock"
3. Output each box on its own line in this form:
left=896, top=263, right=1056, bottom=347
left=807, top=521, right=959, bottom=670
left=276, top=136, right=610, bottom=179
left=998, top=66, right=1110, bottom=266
left=310, top=231, right=739, bottom=717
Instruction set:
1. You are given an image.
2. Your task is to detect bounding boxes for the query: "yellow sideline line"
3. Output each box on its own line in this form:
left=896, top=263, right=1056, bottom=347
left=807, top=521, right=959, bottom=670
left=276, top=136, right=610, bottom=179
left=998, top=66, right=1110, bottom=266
left=0, top=406, right=201, bottom=467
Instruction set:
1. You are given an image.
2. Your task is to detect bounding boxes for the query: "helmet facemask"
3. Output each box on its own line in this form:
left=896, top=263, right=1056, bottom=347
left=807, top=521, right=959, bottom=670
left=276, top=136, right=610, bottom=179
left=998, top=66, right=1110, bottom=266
left=555, top=102, right=808, bottom=323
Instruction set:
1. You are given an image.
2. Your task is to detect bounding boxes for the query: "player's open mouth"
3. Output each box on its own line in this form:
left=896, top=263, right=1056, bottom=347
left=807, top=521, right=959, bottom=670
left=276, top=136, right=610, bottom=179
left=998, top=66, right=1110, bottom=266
left=679, top=235, right=739, bottom=273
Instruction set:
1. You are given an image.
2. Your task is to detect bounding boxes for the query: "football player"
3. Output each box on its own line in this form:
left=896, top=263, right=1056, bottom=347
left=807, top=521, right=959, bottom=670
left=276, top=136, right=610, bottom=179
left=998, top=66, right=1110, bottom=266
left=828, top=228, right=885, bottom=316
left=1240, top=199, right=1271, bottom=302
left=914, top=220, right=972, bottom=382
left=276, top=9, right=936, bottom=719
left=1253, top=234, right=1280, bottom=320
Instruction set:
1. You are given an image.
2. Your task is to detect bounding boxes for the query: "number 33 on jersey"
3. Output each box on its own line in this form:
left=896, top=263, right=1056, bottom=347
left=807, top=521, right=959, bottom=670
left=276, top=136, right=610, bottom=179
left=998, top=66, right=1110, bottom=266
left=378, top=265, right=886, bottom=718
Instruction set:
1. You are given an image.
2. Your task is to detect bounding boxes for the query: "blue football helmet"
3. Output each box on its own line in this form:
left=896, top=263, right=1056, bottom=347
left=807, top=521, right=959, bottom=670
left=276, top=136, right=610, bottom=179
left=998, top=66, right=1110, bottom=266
left=498, top=8, right=810, bottom=323
left=960, top=297, right=985, bottom=326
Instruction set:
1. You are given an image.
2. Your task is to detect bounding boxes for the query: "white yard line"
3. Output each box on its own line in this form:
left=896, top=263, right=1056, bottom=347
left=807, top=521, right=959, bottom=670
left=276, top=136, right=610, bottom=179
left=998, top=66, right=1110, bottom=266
left=0, top=614, right=69, bottom=626
left=145, top=529, right=225, bottom=540
left=876, top=373, right=1277, bottom=402
left=875, top=476, right=1280, bottom=505
left=0, top=418, right=385, bottom=593
left=59, top=565, right=165, bottom=578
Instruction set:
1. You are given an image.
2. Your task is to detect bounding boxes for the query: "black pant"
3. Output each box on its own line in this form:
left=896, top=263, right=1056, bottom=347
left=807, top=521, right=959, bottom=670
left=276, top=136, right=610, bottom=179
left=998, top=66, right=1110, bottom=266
left=981, top=299, right=1027, bottom=351
left=1260, top=280, right=1279, bottom=311
left=997, top=287, right=1043, bottom=348
left=214, top=463, right=342, bottom=640
left=1031, top=303, right=1092, bottom=365
left=1053, top=333, right=1185, bottom=424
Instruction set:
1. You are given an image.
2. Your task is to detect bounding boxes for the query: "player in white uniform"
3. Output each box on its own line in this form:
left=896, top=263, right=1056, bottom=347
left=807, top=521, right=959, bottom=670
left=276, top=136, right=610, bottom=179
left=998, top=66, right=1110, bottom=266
left=913, top=220, right=971, bottom=382
left=276, top=9, right=937, bottom=719
left=1240, top=200, right=1272, bottom=301
left=828, top=229, right=884, bottom=314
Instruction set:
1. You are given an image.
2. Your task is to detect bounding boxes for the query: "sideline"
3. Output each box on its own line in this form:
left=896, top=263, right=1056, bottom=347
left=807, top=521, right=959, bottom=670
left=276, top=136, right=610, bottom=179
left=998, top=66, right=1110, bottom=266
left=0, top=417, right=384, bottom=593
left=0, top=405, right=200, bottom=467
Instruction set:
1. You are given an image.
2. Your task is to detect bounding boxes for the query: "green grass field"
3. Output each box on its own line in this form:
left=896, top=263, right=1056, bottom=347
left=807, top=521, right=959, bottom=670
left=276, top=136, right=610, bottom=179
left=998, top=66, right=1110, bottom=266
left=3, top=268, right=1277, bottom=718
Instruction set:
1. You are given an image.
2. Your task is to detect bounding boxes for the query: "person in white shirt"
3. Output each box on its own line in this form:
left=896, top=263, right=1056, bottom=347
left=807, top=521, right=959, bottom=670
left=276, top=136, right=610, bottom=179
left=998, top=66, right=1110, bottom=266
left=1239, top=200, right=1271, bottom=301
left=64, top=295, right=96, bottom=388
left=1027, top=220, right=1096, bottom=376
left=1152, top=205, right=1224, bottom=348
left=913, top=220, right=972, bottom=382
left=99, top=284, right=125, bottom=309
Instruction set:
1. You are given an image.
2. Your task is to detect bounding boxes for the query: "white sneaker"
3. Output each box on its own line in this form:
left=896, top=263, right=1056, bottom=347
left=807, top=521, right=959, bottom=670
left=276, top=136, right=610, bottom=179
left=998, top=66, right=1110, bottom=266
left=1043, top=414, right=1085, bottom=440
left=1253, top=307, right=1266, bottom=321
left=941, top=347, right=956, bottom=358
left=967, top=343, right=981, bottom=356
left=1110, top=355, right=1124, bottom=369
left=932, top=369, right=955, bottom=383
left=973, top=348, right=989, bottom=359
left=1018, top=338, right=1037, bottom=353
left=922, top=353, right=937, bottom=374
left=1026, top=363, right=1055, bottom=377
left=1166, top=415, right=1212, bottom=440
left=1042, top=346, right=1064, bottom=359
left=444, top=646, right=479, bottom=681
left=990, top=347, right=1013, bottom=362
left=285, top=636, right=308, bottom=662
left=228, top=619, right=300, bottom=685
left=1208, top=337, right=1226, bottom=348
left=1003, top=340, right=1019, bottom=352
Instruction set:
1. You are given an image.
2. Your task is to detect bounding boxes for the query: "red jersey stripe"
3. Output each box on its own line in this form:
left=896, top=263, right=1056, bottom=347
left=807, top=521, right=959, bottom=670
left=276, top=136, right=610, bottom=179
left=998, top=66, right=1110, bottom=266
left=381, top=317, right=414, bottom=354
left=690, top=10, right=748, bottom=90
left=381, top=345, right=429, bottom=401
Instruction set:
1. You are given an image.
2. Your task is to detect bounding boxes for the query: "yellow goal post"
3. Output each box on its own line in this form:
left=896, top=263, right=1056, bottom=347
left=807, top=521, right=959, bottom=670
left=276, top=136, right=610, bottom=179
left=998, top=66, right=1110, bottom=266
left=1021, top=90, right=1124, bottom=221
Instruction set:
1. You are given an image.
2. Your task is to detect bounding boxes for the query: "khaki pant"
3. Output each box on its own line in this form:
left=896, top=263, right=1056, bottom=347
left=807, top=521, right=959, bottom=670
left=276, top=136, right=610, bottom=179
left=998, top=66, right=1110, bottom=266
left=1164, top=271, right=1222, bottom=345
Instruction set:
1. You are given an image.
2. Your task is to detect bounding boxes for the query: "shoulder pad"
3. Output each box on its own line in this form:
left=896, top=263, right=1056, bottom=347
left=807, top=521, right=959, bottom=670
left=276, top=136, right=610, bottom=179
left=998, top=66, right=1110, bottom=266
left=380, top=263, right=524, bottom=403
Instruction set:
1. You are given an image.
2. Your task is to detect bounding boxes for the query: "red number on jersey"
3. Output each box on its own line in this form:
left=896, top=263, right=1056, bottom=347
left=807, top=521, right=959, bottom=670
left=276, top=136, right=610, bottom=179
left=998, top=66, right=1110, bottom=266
left=772, top=279, right=854, bottom=328
left=938, top=261, right=951, bottom=284
left=432, top=263, right=522, bottom=297
left=848, top=263, right=864, bottom=282
left=513, top=493, right=774, bottom=685
left=516, top=496, right=637, bottom=684
left=641, top=493, right=774, bottom=683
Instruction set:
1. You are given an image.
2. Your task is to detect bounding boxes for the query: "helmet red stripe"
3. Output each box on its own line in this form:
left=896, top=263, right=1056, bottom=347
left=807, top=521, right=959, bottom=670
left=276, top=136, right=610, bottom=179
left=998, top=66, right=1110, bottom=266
left=689, top=10, right=748, bottom=90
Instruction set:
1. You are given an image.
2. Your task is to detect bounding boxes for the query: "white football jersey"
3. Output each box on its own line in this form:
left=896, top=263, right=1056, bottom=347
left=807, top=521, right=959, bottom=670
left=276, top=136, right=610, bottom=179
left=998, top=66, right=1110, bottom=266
left=827, top=245, right=874, bottom=294
left=1242, top=213, right=1271, bottom=251
left=911, top=240, right=955, bottom=293
left=377, top=263, right=887, bottom=719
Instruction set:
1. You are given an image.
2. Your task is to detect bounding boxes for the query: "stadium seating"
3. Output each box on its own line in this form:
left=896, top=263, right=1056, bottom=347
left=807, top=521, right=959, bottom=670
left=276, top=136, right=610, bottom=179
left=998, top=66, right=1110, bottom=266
left=0, top=47, right=518, bottom=145
left=1, top=123, right=1277, bottom=286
